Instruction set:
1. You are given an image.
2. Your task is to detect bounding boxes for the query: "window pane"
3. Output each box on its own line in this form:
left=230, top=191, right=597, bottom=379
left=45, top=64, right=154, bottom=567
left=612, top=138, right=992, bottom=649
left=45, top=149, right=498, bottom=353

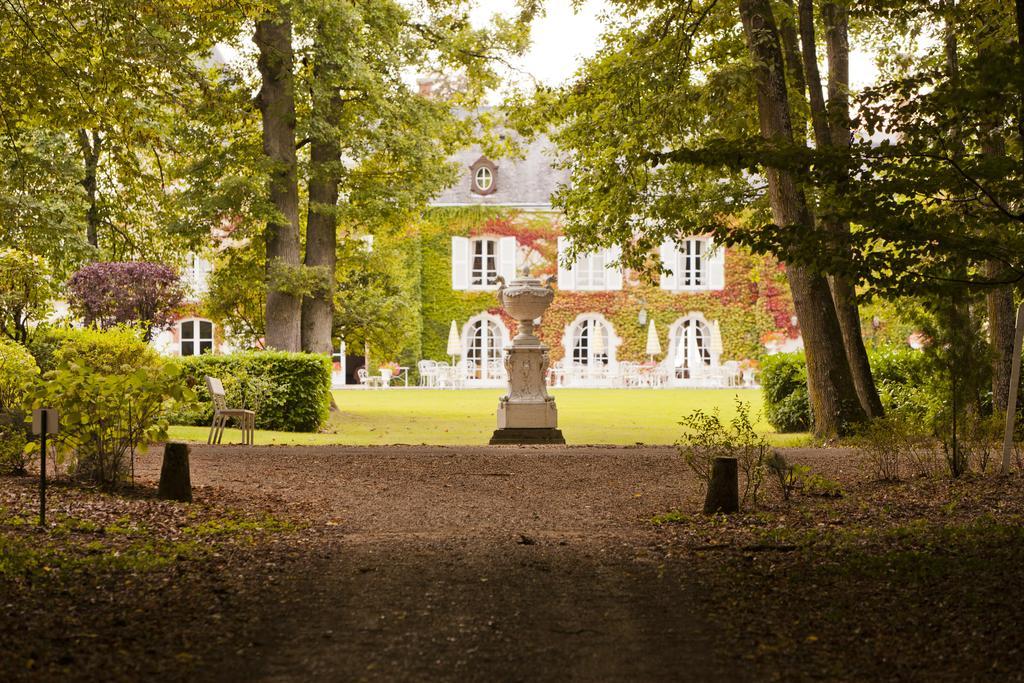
left=181, top=320, right=194, bottom=339
left=181, top=341, right=195, bottom=357
left=199, top=341, right=213, bottom=355
left=199, top=321, right=213, bottom=339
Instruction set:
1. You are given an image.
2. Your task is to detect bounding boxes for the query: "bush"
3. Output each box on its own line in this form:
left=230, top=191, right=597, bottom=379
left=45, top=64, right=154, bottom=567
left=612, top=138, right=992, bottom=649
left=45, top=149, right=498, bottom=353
left=51, top=326, right=160, bottom=374
left=67, top=261, right=185, bottom=341
left=32, top=360, right=194, bottom=489
left=0, top=249, right=53, bottom=343
left=168, top=352, right=331, bottom=432
left=678, top=398, right=768, bottom=509
left=760, top=352, right=812, bottom=432
left=0, top=339, right=39, bottom=474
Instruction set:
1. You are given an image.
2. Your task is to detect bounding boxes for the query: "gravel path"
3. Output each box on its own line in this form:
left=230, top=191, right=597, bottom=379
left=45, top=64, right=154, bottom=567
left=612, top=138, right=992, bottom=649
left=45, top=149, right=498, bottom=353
left=136, top=444, right=862, bottom=682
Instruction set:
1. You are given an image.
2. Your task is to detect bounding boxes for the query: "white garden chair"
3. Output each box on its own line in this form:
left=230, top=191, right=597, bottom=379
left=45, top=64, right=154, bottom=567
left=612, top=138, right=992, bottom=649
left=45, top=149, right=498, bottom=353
left=205, top=376, right=255, bottom=445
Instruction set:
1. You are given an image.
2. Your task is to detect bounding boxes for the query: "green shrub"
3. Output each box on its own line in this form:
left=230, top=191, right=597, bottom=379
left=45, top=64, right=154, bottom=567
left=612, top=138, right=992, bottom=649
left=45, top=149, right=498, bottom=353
left=760, top=352, right=812, bottom=432
left=678, top=398, right=768, bottom=510
left=30, top=360, right=194, bottom=488
left=52, top=326, right=159, bottom=374
left=168, top=352, right=331, bottom=432
left=0, top=339, right=39, bottom=474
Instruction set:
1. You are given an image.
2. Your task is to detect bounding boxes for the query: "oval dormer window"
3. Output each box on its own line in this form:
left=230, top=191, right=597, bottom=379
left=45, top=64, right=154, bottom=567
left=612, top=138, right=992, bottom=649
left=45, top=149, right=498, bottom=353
left=469, top=156, right=498, bottom=196
left=474, top=166, right=493, bottom=192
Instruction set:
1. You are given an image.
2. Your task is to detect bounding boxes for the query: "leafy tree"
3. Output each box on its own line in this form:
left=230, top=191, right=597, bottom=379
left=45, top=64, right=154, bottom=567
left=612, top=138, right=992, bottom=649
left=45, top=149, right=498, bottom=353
left=67, top=262, right=185, bottom=341
left=0, top=248, right=53, bottom=343
left=249, top=0, right=539, bottom=352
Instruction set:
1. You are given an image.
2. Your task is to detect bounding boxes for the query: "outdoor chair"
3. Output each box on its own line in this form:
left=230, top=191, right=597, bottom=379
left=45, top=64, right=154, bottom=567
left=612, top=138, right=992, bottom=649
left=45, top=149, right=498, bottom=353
left=205, top=376, right=255, bottom=445
left=417, top=360, right=438, bottom=387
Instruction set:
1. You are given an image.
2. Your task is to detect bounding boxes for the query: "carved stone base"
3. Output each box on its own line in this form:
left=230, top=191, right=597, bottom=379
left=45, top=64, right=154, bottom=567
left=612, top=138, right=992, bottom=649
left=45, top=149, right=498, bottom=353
left=489, top=428, right=566, bottom=445
left=497, top=399, right=558, bottom=429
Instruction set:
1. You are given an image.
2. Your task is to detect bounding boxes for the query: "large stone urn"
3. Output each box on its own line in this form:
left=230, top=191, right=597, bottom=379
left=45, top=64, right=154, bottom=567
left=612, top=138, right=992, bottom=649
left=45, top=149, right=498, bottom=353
left=490, top=273, right=565, bottom=445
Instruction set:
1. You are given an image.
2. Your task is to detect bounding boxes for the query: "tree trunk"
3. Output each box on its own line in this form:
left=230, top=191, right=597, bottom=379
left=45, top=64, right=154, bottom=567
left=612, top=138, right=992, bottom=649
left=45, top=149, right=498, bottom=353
left=739, top=0, right=866, bottom=437
left=255, top=12, right=302, bottom=352
left=301, top=39, right=342, bottom=356
left=703, top=457, right=739, bottom=514
left=158, top=442, right=192, bottom=502
left=820, top=1, right=885, bottom=418
left=77, top=129, right=102, bottom=250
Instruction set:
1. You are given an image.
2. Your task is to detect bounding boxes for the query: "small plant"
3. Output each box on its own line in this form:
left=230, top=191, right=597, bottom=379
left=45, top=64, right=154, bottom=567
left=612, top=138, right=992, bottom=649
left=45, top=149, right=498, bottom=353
left=379, top=361, right=401, bottom=375
left=31, top=360, right=195, bottom=489
left=766, top=451, right=843, bottom=500
left=677, top=397, right=769, bottom=509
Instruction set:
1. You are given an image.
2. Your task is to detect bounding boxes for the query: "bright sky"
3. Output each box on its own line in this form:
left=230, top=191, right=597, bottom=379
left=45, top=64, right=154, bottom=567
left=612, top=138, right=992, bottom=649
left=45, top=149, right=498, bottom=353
left=470, top=0, right=878, bottom=91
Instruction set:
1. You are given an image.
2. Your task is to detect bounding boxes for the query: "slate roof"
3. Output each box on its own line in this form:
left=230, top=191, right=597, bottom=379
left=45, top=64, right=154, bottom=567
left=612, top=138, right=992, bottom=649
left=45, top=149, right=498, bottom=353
left=430, top=133, right=569, bottom=210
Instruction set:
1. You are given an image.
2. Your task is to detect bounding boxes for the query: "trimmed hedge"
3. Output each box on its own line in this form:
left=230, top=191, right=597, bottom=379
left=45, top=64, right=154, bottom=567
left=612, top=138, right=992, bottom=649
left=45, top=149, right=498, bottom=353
left=168, top=352, right=331, bottom=433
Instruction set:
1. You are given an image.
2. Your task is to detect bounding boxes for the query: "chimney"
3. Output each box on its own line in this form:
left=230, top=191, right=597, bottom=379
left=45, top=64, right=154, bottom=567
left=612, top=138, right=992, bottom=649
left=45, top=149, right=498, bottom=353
left=417, top=77, right=434, bottom=98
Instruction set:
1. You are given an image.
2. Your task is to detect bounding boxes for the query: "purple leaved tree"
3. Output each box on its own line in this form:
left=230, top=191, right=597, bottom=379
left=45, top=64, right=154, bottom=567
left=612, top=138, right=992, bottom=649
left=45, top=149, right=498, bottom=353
left=68, top=262, right=185, bottom=341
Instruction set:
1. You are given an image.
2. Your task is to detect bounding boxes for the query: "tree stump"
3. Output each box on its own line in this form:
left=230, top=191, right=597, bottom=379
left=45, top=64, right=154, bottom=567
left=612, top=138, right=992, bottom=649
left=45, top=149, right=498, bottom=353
left=703, top=456, right=738, bottom=514
left=158, top=442, right=192, bottom=502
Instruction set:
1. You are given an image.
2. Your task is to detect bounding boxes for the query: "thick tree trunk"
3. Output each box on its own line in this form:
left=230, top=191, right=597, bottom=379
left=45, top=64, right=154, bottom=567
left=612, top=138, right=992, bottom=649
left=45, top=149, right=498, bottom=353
left=301, top=41, right=341, bottom=356
left=820, top=1, right=885, bottom=418
left=739, top=0, right=866, bottom=437
left=981, top=112, right=1016, bottom=412
left=77, top=129, right=102, bottom=250
left=255, top=12, right=302, bottom=352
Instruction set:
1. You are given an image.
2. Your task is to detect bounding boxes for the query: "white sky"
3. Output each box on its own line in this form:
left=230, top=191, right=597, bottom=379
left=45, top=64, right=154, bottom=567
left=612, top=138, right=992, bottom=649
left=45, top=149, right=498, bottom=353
left=470, top=0, right=879, bottom=91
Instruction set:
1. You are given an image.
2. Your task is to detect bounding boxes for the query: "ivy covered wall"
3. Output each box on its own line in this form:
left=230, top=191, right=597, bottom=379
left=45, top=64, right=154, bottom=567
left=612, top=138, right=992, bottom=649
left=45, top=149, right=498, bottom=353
left=369, top=206, right=796, bottom=372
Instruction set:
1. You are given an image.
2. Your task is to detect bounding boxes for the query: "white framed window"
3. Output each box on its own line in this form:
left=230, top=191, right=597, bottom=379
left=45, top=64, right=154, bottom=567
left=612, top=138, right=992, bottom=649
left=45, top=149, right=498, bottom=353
left=184, top=253, right=213, bottom=296
left=471, top=238, right=498, bottom=287
left=451, top=235, right=517, bottom=291
left=557, top=237, right=623, bottom=291
left=463, top=315, right=507, bottom=380
left=180, top=319, right=214, bottom=357
left=474, top=166, right=493, bottom=192
left=660, top=237, right=725, bottom=291
left=571, top=318, right=609, bottom=366
left=679, top=238, right=705, bottom=287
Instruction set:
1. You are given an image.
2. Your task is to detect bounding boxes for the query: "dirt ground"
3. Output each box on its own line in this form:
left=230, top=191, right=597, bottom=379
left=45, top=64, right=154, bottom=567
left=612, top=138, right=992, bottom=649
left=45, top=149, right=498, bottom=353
left=130, top=444, right=861, bottom=682
left=5, top=444, right=1022, bottom=681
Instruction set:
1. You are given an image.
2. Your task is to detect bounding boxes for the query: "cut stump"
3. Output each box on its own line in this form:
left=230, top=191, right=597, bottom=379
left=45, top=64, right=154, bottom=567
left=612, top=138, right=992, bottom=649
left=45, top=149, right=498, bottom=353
left=703, top=456, right=738, bottom=514
left=158, top=442, right=192, bottom=502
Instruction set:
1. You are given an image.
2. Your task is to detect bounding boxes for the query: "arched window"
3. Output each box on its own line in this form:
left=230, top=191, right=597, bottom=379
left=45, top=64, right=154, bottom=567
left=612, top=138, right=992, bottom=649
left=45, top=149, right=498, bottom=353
left=469, top=156, right=498, bottom=195
left=180, top=318, right=214, bottom=356
left=464, top=316, right=506, bottom=380
left=474, top=166, right=493, bottom=192
left=669, top=315, right=713, bottom=378
left=570, top=317, right=611, bottom=366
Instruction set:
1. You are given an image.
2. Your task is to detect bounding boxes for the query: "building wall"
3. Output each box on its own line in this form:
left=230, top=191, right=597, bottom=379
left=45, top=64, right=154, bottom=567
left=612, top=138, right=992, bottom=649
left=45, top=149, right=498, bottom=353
left=384, top=206, right=797, bottom=376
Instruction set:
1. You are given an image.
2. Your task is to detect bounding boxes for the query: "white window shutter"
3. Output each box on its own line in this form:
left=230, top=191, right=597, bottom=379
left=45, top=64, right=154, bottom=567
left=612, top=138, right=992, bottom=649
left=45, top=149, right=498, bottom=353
left=707, top=239, right=725, bottom=290
left=659, top=240, right=678, bottom=290
left=605, top=245, right=623, bottom=290
left=557, top=236, right=577, bottom=291
left=451, top=236, right=469, bottom=290
left=498, top=236, right=517, bottom=283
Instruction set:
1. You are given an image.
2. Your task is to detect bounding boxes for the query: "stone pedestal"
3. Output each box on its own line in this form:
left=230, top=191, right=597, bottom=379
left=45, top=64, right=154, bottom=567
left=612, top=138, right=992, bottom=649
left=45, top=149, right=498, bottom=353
left=489, top=275, right=565, bottom=445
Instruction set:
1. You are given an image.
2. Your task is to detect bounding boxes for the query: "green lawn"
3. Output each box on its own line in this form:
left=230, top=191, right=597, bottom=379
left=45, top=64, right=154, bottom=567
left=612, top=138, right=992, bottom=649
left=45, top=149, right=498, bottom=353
left=167, top=388, right=809, bottom=447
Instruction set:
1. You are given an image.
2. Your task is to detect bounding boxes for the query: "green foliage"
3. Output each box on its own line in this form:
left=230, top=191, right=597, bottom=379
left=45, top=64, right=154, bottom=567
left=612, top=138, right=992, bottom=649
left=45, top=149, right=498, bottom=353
left=30, top=360, right=194, bottom=488
left=677, top=398, right=768, bottom=509
left=0, top=249, right=54, bottom=343
left=169, top=351, right=331, bottom=432
left=0, top=339, right=39, bottom=474
left=765, top=452, right=843, bottom=501
left=51, top=326, right=160, bottom=375
left=760, top=353, right=812, bottom=433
